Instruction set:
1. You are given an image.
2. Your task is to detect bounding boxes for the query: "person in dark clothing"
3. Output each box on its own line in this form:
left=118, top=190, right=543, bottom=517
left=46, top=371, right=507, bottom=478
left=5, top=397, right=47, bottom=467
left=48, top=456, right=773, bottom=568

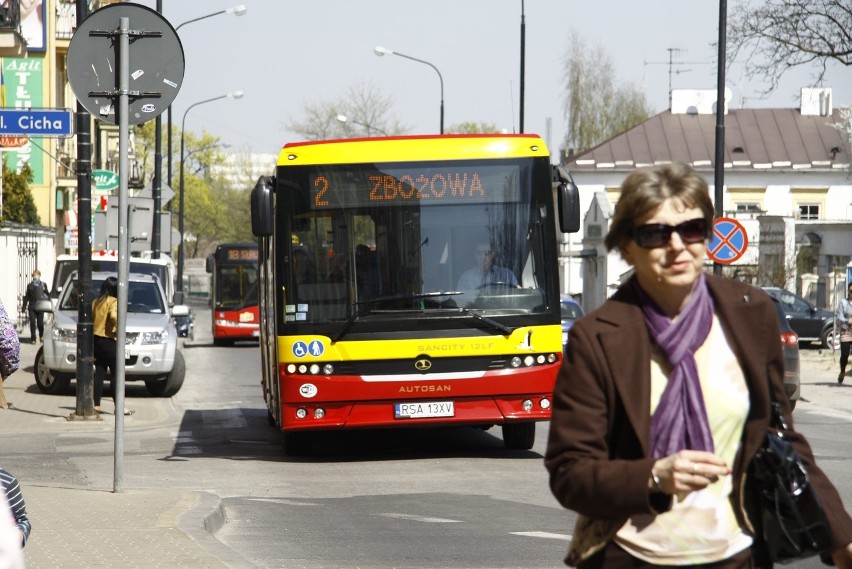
left=21, top=269, right=49, bottom=344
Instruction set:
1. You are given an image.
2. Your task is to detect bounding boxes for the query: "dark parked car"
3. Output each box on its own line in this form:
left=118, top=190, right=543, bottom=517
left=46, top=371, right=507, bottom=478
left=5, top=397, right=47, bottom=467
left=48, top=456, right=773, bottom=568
left=762, top=286, right=834, bottom=348
left=769, top=295, right=801, bottom=410
left=560, top=296, right=584, bottom=347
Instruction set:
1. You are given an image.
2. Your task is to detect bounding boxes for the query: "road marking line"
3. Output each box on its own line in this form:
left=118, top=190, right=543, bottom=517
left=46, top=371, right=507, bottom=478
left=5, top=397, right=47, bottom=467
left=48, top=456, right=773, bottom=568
left=373, top=513, right=462, bottom=523
left=510, top=531, right=571, bottom=540
left=247, top=498, right=321, bottom=506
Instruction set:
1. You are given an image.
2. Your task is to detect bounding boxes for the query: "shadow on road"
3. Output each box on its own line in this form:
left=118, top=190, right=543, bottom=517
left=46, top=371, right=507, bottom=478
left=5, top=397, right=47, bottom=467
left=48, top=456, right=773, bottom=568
left=164, top=407, right=543, bottom=464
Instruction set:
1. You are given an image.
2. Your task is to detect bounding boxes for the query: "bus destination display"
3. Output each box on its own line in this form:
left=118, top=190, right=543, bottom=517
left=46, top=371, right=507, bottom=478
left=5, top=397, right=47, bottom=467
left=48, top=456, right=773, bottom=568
left=226, top=248, right=259, bottom=261
left=309, top=163, right=521, bottom=210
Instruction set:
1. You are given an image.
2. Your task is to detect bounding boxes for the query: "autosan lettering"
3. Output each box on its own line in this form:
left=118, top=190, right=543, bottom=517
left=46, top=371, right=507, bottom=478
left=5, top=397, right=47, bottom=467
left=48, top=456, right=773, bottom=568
left=398, top=385, right=451, bottom=393
left=416, top=342, right=495, bottom=352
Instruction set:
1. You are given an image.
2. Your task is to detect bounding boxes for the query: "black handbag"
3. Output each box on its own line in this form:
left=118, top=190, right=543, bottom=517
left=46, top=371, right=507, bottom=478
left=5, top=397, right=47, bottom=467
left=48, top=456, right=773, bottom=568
left=747, top=398, right=832, bottom=563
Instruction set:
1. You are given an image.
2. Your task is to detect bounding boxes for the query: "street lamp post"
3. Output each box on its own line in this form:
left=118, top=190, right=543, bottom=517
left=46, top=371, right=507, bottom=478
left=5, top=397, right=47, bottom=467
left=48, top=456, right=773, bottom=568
left=336, top=114, right=389, bottom=136
left=176, top=90, right=244, bottom=303
left=374, top=45, right=443, bottom=134
left=166, top=5, right=247, bottom=187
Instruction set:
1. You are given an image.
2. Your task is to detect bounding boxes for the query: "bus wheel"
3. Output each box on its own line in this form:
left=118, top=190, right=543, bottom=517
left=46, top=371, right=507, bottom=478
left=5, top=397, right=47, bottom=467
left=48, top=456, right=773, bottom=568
left=145, top=351, right=186, bottom=397
left=33, top=348, right=72, bottom=395
left=283, top=431, right=312, bottom=456
left=502, top=422, right=536, bottom=450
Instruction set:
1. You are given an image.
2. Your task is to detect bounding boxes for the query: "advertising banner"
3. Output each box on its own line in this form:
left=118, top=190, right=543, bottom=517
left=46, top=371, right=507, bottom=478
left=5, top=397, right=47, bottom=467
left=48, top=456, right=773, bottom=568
left=2, top=58, right=44, bottom=185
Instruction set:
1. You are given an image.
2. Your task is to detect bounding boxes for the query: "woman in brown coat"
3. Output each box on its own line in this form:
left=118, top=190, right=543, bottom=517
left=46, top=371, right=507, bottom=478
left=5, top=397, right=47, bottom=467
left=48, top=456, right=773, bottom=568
left=545, top=163, right=852, bottom=568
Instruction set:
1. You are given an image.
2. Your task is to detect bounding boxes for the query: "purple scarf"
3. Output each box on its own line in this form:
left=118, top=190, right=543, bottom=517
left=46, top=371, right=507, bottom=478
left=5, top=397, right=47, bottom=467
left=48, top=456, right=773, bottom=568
left=636, top=274, right=715, bottom=458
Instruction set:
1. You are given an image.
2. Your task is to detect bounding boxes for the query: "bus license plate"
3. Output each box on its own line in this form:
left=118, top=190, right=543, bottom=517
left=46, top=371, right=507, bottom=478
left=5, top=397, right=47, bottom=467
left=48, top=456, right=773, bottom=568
left=394, top=401, right=454, bottom=419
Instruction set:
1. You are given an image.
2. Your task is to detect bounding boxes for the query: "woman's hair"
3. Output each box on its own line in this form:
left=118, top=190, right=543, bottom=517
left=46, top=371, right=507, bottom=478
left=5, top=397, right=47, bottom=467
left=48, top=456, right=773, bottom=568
left=604, top=163, right=715, bottom=252
left=99, top=276, right=118, bottom=298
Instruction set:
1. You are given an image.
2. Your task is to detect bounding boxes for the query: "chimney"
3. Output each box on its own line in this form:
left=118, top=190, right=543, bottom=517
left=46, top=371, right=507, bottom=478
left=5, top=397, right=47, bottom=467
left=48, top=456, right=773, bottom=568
left=801, top=88, right=832, bottom=116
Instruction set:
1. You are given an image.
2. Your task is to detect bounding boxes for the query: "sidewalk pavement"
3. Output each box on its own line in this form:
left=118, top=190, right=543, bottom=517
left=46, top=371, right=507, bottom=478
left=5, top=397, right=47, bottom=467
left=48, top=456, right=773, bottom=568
left=796, top=346, right=852, bottom=417
left=1, top=336, right=248, bottom=568
left=1, top=334, right=850, bottom=568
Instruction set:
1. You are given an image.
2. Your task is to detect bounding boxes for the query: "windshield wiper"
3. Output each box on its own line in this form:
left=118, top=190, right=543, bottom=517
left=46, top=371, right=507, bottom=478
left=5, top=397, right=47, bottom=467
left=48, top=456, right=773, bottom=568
left=359, top=290, right=464, bottom=308
left=332, top=291, right=464, bottom=343
left=455, top=307, right=515, bottom=336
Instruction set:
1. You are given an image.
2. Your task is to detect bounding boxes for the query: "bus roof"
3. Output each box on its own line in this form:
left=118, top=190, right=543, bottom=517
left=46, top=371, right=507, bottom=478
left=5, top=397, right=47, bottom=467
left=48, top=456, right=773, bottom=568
left=277, top=134, right=549, bottom=166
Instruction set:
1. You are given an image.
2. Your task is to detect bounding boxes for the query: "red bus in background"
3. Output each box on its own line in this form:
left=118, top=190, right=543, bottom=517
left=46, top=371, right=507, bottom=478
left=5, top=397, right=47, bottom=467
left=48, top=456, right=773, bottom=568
left=205, top=242, right=260, bottom=345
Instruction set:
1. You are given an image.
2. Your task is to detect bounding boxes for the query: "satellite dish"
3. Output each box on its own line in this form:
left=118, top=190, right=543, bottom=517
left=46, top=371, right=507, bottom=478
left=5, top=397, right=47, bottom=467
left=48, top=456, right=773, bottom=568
left=67, top=3, right=184, bottom=125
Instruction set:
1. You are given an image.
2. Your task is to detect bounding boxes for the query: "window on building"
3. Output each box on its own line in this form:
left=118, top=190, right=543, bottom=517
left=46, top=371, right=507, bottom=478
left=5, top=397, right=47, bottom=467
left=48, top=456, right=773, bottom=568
left=798, top=204, right=820, bottom=220
left=827, top=256, right=851, bottom=274
left=735, top=203, right=761, bottom=213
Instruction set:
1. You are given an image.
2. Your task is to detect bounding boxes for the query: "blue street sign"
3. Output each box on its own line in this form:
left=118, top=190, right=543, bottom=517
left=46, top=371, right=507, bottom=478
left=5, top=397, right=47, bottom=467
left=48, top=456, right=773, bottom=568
left=0, top=108, right=74, bottom=136
left=708, top=217, right=748, bottom=264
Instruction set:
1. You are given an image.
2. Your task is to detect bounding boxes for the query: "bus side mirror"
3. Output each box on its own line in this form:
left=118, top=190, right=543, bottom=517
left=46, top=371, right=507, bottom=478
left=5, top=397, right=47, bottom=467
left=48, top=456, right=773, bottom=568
left=205, top=254, right=214, bottom=274
left=554, top=165, right=580, bottom=233
left=251, top=175, right=274, bottom=237
left=558, top=182, right=580, bottom=233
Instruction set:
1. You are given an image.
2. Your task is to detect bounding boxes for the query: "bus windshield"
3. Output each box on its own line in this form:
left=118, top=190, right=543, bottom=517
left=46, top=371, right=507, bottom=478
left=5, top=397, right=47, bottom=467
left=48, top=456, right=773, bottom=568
left=280, top=158, right=552, bottom=325
left=214, top=262, right=259, bottom=311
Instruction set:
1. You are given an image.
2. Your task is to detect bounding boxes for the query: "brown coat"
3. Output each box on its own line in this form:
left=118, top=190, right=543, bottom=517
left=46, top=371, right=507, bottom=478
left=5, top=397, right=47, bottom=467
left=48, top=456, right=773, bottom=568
left=544, top=274, right=852, bottom=565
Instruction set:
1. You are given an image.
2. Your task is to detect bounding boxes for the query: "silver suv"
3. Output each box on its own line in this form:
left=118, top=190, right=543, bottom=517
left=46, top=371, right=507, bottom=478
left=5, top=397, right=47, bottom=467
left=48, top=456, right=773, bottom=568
left=34, top=272, right=187, bottom=397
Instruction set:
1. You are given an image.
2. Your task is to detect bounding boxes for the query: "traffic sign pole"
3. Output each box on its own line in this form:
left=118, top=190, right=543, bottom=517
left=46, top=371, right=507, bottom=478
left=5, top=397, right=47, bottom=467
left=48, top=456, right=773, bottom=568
left=113, top=16, right=130, bottom=493
left=67, top=1, right=184, bottom=495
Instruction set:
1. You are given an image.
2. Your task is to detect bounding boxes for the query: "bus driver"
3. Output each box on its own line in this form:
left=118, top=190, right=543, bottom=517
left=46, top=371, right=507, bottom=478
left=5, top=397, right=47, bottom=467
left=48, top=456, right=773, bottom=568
left=457, top=241, right=519, bottom=290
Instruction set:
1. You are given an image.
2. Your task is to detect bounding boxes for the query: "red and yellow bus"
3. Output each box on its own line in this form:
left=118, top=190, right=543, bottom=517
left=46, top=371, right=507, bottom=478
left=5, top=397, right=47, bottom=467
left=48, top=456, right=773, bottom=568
left=205, top=242, right=260, bottom=345
left=251, top=134, right=579, bottom=455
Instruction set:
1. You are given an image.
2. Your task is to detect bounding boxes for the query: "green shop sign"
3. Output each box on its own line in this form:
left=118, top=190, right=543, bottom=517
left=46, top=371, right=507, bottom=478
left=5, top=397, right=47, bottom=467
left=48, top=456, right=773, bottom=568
left=92, top=170, right=119, bottom=191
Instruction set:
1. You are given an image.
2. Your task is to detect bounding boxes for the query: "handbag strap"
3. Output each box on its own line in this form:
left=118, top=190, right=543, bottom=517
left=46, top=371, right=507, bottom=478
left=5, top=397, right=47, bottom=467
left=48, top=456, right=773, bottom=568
left=765, top=375, right=789, bottom=433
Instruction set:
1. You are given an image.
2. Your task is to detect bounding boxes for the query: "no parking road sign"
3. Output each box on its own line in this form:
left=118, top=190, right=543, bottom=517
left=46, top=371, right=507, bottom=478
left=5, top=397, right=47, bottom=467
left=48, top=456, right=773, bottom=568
left=708, top=217, right=748, bottom=264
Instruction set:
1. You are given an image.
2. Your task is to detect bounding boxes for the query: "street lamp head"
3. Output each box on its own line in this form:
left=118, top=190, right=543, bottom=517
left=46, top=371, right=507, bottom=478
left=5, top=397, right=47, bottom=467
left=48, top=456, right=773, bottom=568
left=374, top=46, right=393, bottom=57
left=227, top=4, right=247, bottom=16
left=228, top=90, right=245, bottom=100
left=336, top=114, right=348, bottom=123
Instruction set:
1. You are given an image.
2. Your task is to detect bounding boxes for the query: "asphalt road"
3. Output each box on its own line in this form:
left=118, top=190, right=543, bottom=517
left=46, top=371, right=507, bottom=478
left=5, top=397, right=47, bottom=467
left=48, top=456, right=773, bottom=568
left=6, top=304, right=852, bottom=568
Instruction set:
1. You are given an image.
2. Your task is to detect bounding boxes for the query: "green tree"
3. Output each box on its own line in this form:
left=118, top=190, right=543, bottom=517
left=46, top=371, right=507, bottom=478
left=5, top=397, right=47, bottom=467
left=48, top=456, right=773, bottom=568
left=728, top=0, right=851, bottom=93
left=135, top=117, right=257, bottom=258
left=286, top=81, right=408, bottom=140
left=561, top=33, right=652, bottom=156
left=1, top=161, right=39, bottom=224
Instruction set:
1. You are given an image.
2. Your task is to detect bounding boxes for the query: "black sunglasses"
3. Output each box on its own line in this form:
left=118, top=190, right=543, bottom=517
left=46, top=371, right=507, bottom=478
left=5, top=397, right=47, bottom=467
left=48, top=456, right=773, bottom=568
left=630, top=218, right=709, bottom=249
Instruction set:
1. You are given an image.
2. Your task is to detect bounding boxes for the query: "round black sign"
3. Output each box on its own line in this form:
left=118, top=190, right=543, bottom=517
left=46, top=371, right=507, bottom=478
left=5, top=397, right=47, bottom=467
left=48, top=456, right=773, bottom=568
left=67, top=3, right=184, bottom=125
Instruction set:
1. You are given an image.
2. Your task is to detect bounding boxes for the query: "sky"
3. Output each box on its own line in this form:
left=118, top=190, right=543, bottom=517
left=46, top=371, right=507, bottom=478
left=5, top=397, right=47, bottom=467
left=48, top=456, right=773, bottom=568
left=130, top=0, right=851, bottom=160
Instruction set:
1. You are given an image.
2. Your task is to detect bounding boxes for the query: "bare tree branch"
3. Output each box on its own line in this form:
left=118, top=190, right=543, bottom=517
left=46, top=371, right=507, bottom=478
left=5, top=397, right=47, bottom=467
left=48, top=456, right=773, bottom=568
left=728, top=0, right=852, bottom=94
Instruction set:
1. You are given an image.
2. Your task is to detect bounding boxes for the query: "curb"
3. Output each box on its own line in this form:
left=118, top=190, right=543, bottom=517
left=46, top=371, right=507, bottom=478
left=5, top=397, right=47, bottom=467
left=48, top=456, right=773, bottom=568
left=177, top=491, right=258, bottom=568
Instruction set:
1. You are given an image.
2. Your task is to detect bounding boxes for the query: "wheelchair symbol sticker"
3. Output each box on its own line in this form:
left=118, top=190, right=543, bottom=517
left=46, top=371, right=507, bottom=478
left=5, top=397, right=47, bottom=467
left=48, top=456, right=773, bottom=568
left=293, top=341, right=308, bottom=358
left=292, top=340, right=324, bottom=358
